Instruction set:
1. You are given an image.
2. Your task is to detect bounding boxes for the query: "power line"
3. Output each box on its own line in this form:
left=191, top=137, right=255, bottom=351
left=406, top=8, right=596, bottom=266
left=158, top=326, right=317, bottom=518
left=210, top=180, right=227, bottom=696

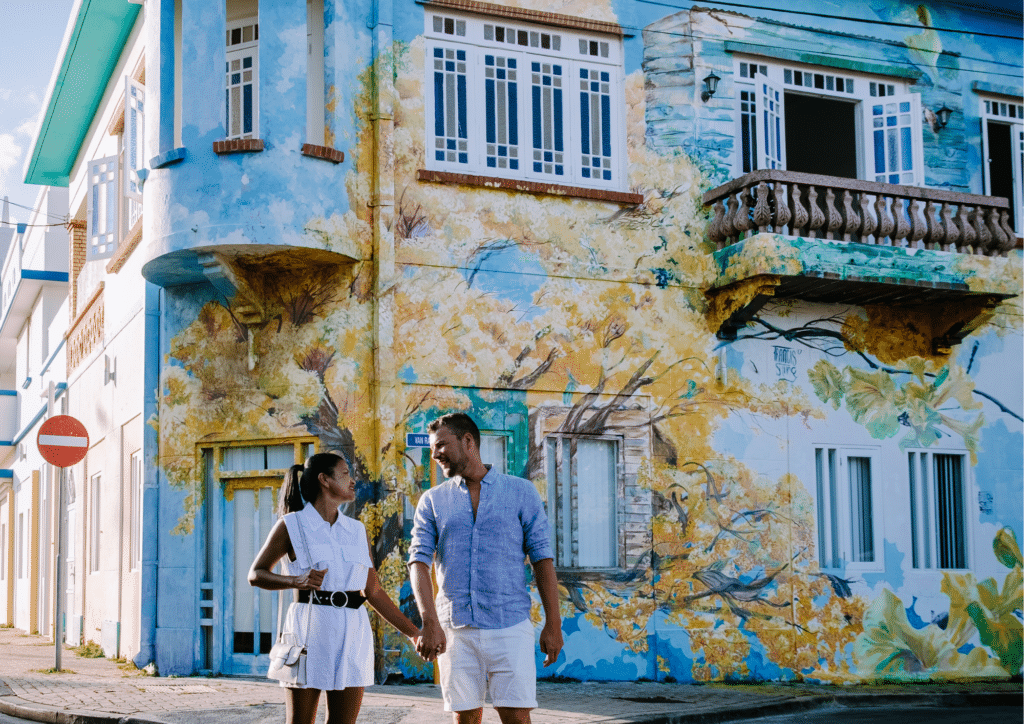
left=1, top=197, right=68, bottom=222
left=634, top=0, right=1023, bottom=41
left=0, top=219, right=69, bottom=228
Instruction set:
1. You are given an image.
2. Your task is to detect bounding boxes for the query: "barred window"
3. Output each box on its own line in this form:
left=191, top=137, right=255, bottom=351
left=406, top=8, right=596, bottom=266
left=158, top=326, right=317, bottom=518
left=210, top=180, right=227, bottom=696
left=425, top=11, right=624, bottom=190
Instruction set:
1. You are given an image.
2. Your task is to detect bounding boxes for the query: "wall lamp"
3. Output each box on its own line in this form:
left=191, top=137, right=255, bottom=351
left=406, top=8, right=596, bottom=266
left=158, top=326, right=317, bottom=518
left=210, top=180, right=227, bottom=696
left=701, top=71, right=721, bottom=102
left=934, top=104, right=953, bottom=130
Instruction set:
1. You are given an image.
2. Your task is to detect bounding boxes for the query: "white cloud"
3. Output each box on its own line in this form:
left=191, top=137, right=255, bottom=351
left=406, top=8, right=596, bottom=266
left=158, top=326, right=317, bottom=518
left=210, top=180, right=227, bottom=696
left=16, top=115, right=38, bottom=137
left=0, top=89, right=12, bottom=102
left=0, top=133, right=24, bottom=176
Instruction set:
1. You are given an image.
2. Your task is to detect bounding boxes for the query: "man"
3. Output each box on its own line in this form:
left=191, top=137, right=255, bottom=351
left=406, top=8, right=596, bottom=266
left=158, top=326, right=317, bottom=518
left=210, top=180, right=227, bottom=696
left=408, top=413, right=563, bottom=724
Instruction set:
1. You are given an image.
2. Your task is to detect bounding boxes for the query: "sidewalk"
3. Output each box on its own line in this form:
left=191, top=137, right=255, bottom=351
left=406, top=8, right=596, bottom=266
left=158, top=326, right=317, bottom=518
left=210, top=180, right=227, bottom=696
left=0, top=629, right=1018, bottom=724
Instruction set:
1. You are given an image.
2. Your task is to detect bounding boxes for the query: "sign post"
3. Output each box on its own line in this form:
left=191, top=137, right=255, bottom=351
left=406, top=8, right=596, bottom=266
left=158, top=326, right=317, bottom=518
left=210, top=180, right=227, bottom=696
left=37, top=414, right=89, bottom=672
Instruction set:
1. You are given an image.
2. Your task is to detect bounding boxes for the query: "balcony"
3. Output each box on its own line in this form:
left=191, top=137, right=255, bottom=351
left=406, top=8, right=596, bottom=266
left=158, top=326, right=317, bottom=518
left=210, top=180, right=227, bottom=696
left=1, top=227, right=68, bottom=341
left=702, top=170, right=1021, bottom=352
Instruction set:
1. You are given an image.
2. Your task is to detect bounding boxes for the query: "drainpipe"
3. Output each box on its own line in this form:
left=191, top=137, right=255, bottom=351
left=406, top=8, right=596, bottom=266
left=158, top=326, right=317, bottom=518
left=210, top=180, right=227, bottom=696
left=368, top=0, right=398, bottom=683
left=368, top=0, right=396, bottom=499
left=134, top=283, right=161, bottom=668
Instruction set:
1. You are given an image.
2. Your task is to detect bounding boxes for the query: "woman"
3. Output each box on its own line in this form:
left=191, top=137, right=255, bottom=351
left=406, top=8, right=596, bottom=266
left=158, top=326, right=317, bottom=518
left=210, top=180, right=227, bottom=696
left=249, top=452, right=420, bottom=724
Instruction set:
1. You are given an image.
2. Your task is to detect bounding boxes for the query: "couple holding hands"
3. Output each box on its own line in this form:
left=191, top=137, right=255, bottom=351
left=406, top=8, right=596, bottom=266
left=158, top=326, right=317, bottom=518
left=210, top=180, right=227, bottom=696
left=249, top=413, right=563, bottom=724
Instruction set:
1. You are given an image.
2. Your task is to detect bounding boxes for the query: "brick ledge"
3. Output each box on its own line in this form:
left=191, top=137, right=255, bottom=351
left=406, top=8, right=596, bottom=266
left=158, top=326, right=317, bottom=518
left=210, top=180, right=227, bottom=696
left=416, top=169, right=643, bottom=205
left=301, top=144, right=345, bottom=164
left=213, top=138, right=265, bottom=154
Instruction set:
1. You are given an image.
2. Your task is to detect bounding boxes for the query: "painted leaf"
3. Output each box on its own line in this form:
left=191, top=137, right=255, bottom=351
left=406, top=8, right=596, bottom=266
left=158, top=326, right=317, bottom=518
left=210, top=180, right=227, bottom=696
left=807, top=359, right=846, bottom=410
left=845, top=368, right=901, bottom=439
left=901, top=397, right=944, bottom=449
left=966, top=599, right=1023, bottom=675
left=905, top=357, right=928, bottom=383
left=855, top=588, right=1005, bottom=679
left=932, top=364, right=983, bottom=412
left=993, top=527, right=1023, bottom=570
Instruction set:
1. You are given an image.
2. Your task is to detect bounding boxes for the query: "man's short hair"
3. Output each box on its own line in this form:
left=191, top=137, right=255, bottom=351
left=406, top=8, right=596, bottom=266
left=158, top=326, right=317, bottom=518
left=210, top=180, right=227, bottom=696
left=428, top=413, right=481, bottom=449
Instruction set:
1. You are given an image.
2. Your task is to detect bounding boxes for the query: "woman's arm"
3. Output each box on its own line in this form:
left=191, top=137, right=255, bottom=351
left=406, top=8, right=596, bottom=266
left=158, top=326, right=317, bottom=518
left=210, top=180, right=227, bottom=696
left=248, top=519, right=325, bottom=591
left=361, top=532, right=420, bottom=640
left=363, top=567, right=421, bottom=639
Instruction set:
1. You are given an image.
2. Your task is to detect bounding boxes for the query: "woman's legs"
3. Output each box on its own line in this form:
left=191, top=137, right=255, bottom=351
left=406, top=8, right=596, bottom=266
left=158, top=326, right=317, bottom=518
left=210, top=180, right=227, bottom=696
left=284, top=687, right=322, bottom=724
left=324, top=687, right=364, bottom=724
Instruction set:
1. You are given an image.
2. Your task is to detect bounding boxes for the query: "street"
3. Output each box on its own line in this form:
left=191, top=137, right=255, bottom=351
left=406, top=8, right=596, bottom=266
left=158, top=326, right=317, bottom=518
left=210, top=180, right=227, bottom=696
left=739, top=704, right=1023, bottom=724
left=0, top=704, right=408, bottom=724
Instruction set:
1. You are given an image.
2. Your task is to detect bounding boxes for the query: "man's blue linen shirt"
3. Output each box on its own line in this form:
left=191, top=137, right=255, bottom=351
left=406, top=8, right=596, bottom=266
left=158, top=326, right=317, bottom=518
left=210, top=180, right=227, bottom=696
left=408, top=466, right=553, bottom=629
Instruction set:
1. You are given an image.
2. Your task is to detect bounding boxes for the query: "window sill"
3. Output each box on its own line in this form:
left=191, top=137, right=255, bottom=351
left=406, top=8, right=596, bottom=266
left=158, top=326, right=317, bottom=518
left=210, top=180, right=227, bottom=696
left=301, top=144, right=345, bottom=164
left=150, top=147, right=187, bottom=168
left=552, top=567, right=623, bottom=581
left=417, top=169, right=643, bottom=205
left=213, top=138, right=265, bottom=154
left=107, top=216, right=143, bottom=274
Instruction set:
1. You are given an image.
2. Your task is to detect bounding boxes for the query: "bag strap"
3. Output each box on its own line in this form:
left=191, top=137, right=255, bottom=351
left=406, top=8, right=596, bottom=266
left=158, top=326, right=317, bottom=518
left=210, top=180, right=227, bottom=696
left=294, top=511, right=314, bottom=649
left=274, top=511, right=314, bottom=649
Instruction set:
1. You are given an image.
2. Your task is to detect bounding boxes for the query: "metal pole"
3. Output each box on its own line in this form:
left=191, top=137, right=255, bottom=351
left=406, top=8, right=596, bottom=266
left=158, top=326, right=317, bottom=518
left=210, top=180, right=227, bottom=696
left=54, top=465, right=65, bottom=671
left=44, top=381, right=65, bottom=672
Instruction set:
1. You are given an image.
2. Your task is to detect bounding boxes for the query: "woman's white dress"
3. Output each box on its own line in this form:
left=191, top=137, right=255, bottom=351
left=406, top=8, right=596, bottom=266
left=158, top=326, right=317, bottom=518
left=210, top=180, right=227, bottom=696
left=280, top=503, right=375, bottom=689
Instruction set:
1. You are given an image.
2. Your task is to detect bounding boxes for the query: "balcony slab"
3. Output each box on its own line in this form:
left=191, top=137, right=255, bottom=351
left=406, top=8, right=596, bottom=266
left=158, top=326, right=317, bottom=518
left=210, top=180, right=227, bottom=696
left=707, top=233, right=1021, bottom=353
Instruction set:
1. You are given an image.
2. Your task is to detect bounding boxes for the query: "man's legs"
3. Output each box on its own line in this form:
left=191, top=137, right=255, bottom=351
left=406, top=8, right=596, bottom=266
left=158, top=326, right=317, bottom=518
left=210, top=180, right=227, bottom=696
left=452, top=708, right=483, bottom=724
left=452, top=707, right=532, bottom=723
left=495, top=707, right=532, bottom=723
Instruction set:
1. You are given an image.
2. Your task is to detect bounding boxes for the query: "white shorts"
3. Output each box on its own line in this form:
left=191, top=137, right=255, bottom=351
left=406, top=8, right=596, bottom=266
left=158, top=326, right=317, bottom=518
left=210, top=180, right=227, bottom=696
left=438, top=619, right=537, bottom=712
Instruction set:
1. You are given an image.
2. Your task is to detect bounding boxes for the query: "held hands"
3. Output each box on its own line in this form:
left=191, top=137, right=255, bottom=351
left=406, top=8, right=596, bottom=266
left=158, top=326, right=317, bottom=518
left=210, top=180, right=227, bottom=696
left=293, top=567, right=327, bottom=590
left=415, top=619, right=447, bottom=662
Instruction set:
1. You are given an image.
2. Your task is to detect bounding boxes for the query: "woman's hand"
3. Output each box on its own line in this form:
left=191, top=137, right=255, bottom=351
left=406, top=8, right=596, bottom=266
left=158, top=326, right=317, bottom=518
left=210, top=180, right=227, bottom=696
left=292, top=567, right=327, bottom=590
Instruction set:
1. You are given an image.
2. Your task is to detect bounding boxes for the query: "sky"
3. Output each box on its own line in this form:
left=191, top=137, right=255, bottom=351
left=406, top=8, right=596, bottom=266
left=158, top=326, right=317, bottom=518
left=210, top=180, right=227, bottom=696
left=0, top=0, right=75, bottom=225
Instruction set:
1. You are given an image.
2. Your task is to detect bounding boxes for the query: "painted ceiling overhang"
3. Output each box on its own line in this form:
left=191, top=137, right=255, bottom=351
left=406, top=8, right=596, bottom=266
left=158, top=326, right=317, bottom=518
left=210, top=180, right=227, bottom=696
left=22, top=0, right=140, bottom=187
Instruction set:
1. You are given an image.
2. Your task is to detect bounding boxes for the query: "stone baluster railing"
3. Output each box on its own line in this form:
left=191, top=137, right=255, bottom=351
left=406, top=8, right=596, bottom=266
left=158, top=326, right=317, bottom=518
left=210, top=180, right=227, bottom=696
left=703, top=169, right=1018, bottom=257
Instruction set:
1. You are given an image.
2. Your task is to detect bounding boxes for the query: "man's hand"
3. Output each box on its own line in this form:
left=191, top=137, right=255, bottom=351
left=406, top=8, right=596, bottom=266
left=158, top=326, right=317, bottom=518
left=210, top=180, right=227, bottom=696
left=416, top=618, right=447, bottom=662
left=539, top=620, right=563, bottom=667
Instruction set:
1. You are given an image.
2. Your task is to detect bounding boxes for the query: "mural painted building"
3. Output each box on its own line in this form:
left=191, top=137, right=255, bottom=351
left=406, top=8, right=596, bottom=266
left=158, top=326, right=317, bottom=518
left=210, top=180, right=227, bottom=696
left=15, top=0, right=1022, bottom=683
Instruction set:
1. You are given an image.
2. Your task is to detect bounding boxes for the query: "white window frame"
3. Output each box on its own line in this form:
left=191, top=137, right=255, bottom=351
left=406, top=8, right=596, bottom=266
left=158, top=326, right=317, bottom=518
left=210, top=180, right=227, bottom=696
left=86, top=74, right=145, bottom=264
left=89, top=472, right=101, bottom=573
left=814, top=445, right=883, bottom=573
left=129, top=450, right=143, bottom=570
left=479, top=431, right=510, bottom=475
left=17, top=513, right=24, bottom=579
left=124, top=76, right=146, bottom=203
left=424, top=9, right=626, bottom=191
left=306, top=0, right=325, bottom=145
left=907, top=449, right=970, bottom=570
left=225, top=16, right=259, bottom=140
left=733, top=57, right=924, bottom=186
left=87, top=156, right=118, bottom=261
left=980, top=96, right=1024, bottom=236
left=545, top=433, right=620, bottom=570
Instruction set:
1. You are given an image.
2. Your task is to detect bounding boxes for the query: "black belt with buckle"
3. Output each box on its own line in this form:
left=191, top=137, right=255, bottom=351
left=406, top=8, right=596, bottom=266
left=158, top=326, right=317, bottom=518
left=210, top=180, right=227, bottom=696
left=298, top=589, right=366, bottom=609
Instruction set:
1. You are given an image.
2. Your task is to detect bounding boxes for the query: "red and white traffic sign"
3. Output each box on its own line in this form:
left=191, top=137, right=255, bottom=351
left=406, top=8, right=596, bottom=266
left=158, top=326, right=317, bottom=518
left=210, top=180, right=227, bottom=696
left=37, top=415, right=89, bottom=467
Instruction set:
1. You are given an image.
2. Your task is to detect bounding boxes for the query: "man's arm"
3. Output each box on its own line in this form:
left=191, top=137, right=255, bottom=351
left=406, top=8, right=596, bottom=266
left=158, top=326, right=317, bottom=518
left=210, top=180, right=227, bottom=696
left=532, top=557, right=563, bottom=667
left=410, top=561, right=446, bottom=661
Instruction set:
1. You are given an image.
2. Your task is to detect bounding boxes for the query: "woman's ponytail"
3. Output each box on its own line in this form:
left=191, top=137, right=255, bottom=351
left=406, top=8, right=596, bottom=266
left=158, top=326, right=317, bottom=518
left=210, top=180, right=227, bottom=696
left=277, top=453, right=344, bottom=516
left=279, top=463, right=305, bottom=515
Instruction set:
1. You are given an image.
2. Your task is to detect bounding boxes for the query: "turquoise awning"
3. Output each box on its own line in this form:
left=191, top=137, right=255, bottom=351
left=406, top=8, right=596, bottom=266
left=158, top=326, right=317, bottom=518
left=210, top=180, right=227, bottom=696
left=23, top=0, right=141, bottom=186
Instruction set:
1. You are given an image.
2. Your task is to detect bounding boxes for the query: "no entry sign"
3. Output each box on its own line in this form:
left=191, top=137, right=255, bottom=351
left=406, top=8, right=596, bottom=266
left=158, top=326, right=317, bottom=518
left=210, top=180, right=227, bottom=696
left=37, top=415, right=89, bottom=467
